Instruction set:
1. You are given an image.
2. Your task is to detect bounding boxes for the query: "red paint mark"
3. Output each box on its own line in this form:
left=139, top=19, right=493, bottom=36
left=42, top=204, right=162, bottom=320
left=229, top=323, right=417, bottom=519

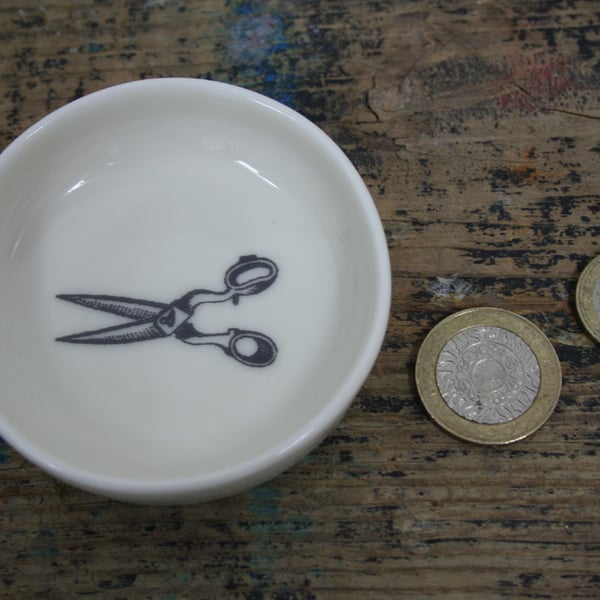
left=497, top=54, right=576, bottom=111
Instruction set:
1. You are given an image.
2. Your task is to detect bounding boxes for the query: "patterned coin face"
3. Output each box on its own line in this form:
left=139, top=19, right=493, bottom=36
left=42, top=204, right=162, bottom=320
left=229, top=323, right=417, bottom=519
left=415, top=307, right=561, bottom=445
left=436, top=326, right=540, bottom=424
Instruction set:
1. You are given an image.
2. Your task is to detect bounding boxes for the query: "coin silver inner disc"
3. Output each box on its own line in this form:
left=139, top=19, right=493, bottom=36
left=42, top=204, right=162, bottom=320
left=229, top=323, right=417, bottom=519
left=435, top=326, right=541, bottom=424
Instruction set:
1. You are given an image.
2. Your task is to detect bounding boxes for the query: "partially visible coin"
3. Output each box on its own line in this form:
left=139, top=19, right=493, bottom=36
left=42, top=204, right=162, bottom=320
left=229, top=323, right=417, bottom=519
left=415, top=307, right=561, bottom=445
left=576, top=255, right=600, bottom=344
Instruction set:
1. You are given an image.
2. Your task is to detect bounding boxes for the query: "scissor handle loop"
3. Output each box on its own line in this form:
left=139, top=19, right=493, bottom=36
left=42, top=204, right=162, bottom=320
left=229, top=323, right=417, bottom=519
left=225, top=255, right=278, bottom=299
left=228, top=329, right=278, bottom=367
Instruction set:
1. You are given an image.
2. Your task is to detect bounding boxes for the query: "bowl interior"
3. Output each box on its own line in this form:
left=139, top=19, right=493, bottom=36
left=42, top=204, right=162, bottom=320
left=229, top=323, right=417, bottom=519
left=0, top=80, right=389, bottom=498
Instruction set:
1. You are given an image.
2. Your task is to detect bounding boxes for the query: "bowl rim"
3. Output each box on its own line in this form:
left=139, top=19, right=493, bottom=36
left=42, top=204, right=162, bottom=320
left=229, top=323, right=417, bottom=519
left=0, top=77, right=391, bottom=503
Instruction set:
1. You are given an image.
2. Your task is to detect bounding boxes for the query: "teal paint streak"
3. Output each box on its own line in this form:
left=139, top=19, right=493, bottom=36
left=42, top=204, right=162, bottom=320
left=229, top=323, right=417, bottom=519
left=245, top=484, right=315, bottom=596
left=246, top=484, right=280, bottom=591
left=249, top=483, right=281, bottom=518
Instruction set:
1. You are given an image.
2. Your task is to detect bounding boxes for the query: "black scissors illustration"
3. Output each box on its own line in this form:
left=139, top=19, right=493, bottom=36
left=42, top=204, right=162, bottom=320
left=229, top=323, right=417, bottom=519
left=56, top=255, right=278, bottom=367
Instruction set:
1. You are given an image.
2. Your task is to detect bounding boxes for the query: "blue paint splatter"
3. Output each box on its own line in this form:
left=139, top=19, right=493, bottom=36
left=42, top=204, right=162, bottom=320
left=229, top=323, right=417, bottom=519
left=229, top=14, right=288, bottom=62
left=87, top=42, right=103, bottom=53
left=234, top=2, right=257, bottom=16
left=225, top=6, right=299, bottom=107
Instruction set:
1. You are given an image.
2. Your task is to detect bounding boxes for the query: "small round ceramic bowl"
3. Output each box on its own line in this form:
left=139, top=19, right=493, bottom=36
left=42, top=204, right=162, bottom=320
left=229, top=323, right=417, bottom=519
left=0, top=78, right=390, bottom=504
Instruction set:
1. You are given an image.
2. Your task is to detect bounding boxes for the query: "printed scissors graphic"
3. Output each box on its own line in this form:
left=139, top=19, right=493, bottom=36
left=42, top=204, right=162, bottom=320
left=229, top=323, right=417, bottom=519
left=56, top=255, right=278, bottom=367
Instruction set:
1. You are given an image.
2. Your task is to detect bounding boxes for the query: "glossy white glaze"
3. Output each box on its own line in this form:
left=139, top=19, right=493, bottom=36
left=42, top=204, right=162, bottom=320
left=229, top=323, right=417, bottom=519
left=0, top=79, right=390, bottom=503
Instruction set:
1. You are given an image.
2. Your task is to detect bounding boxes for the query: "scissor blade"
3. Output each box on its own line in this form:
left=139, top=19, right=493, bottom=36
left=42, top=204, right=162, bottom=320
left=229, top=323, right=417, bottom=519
left=56, top=294, right=167, bottom=320
left=56, top=318, right=166, bottom=345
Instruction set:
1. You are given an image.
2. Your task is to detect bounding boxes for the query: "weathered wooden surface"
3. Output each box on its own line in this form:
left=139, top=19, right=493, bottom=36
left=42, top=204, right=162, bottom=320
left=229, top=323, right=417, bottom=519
left=1, top=1, right=600, bottom=598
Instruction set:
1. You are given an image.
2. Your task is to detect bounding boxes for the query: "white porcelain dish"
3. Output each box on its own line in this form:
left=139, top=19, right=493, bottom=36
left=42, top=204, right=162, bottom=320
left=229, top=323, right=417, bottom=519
left=0, top=78, right=390, bottom=503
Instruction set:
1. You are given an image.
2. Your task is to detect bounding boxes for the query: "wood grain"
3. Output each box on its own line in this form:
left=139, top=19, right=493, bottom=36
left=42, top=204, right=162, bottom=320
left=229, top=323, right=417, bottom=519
left=1, top=1, right=600, bottom=598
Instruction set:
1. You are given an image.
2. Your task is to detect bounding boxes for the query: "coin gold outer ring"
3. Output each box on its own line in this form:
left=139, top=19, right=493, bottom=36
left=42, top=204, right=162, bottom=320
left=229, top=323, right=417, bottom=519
left=415, top=307, right=562, bottom=445
left=576, top=255, right=600, bottom=344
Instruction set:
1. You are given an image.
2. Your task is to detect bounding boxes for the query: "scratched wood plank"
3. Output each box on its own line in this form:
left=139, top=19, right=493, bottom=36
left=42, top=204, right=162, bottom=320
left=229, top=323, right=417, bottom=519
left=1, top=1, right=600, bottom=599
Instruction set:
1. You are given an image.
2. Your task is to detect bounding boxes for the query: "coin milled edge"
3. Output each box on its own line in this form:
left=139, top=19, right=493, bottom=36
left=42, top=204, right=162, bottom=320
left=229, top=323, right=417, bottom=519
left=576, top=255, right=600, bottom=344
left=415, top=307, right=562, bottom=445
